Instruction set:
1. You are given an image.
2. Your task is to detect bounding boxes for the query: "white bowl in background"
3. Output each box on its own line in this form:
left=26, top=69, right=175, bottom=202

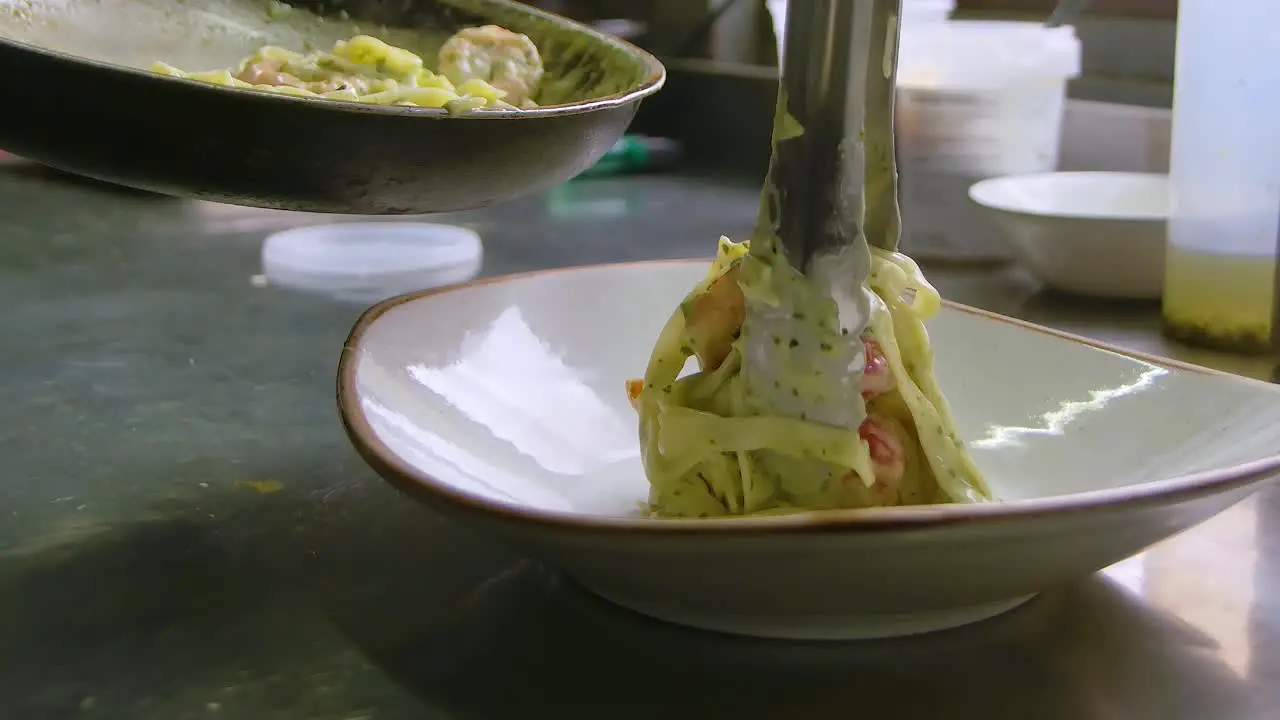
left=338, top=261, right=1280, bottom=641
left=969, top=172, right=1170, bottom=299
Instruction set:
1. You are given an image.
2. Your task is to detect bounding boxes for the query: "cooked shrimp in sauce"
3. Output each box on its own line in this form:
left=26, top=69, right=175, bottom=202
left=153, top=25, right=545, bottom=111
left=438, top=25, right=545, bottom=106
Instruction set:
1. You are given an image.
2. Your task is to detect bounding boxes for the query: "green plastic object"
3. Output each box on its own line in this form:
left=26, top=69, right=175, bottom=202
left=574, top=135, right=682, bottom=179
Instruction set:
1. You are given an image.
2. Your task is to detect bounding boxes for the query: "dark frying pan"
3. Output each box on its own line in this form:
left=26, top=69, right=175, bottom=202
left=0, top=0, right=665, bottom=213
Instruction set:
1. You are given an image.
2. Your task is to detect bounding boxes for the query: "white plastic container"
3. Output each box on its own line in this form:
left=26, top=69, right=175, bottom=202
left=766, top=0, right=953, bottom=67
left=1162, top=0, right=1280, bottom=352
left=895, top=21, right=1081, bottom=261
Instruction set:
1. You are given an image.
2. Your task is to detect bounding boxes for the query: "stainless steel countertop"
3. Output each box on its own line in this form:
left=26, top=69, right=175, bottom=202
left=0, top=160, right=1275, bottom=719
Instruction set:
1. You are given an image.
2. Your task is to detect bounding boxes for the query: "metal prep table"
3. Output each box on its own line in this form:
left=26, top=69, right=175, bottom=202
left=0, top=156, right=1276, bottom=719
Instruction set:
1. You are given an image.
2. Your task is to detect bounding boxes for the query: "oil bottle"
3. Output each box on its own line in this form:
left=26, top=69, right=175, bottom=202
left=1161, top=0, right=1280, bottom=354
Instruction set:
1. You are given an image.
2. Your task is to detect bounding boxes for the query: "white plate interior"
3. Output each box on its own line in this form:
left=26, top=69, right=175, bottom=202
left=347, top=262, right=1280, bottom=517
left=970, top=172, right=1170, bottom=221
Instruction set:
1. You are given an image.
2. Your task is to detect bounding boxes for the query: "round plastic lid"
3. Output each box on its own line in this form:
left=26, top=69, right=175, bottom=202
left=261, top=222, right=483, bottom=303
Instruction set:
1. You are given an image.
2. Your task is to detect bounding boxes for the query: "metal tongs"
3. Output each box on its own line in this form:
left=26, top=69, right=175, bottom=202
left=771, top=0, right=903, bottom=265
left=741, top=0, right=902, bottom=432
left=741, top=0, right=1086, bottom=434
left=766, top=0, right=1085, bottom=269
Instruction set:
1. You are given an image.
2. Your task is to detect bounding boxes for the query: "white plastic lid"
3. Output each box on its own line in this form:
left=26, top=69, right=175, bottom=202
left=898, top=20, right=1082, bottom=90
left=260, top=222, right=483, bottom=303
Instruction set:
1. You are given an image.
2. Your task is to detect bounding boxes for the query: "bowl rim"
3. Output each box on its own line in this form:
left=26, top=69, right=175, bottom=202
left=968, top=171, right=1171, bottom=222
left=336, top=259, right=1280, bottom=537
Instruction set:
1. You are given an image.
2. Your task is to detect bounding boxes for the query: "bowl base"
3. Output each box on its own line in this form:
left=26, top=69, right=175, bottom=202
left=583, top=585, right=1037, bottom=640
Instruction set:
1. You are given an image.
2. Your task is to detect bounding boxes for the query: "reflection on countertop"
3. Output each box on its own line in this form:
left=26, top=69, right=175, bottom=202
left=0, top=160, right=1275, bottom=719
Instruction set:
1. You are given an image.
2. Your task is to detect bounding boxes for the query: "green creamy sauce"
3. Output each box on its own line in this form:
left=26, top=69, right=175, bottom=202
left=265, top=0, right=292, bottom=21
left=738, top=88, right=867, bottom=419
left=528, top=31, right=639, bottom=104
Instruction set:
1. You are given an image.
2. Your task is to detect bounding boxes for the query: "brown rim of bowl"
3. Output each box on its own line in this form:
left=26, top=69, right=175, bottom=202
left=336, top=259, right=1280, bottom=537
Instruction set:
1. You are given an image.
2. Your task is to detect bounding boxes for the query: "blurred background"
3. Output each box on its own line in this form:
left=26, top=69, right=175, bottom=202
left=526, top=0, right=1174, bottom=105
left=528, top=0, right=1173, bottom=266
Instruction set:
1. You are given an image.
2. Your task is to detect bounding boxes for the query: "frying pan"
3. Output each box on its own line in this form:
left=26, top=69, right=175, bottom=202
left=0, top=0, right=665, bottom=213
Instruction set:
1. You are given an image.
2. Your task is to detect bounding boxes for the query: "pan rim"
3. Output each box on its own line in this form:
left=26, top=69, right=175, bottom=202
left=0, top=0, right=666, bottom=120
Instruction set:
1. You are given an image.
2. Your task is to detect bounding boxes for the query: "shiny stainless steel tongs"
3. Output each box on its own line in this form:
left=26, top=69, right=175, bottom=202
left=743, top=0, right=1083, bottom=431
left=741, top=0, right=902, bottom=432
left=765, top=0, right=1087, bottom=271
left=770, top=0, right=903, bottom=268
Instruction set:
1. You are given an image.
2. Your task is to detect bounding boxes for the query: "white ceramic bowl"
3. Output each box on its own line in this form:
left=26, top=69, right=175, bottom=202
left=338, top=261, right=1280, bottom=640
left=969, top=172, right=1170, bottom=299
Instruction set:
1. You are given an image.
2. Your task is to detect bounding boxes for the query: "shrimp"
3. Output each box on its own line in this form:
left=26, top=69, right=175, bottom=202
left=845, top=413, right=906, bottom=505
left=859, top=337, right=895, bottom=399
left=684, top=266, right=745, bottom=372
left=438, top=25, right=544, bottom=106
left=236, top=59, right=368, bottom=95
left=626, top=266, right=744, bottom=413
left=236, top=60, right=303, bottom=88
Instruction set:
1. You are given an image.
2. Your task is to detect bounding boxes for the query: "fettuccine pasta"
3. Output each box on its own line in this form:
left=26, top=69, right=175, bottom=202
left=626, top=238, right=992, bottom=518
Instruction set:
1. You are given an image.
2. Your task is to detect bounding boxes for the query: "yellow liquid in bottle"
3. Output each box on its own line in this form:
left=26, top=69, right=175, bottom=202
left=1162, top=246, right=1279, bottom=353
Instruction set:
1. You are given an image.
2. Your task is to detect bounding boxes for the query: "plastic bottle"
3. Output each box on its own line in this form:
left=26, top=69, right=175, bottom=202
left=1161, top=0, right=1280, bottom=353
